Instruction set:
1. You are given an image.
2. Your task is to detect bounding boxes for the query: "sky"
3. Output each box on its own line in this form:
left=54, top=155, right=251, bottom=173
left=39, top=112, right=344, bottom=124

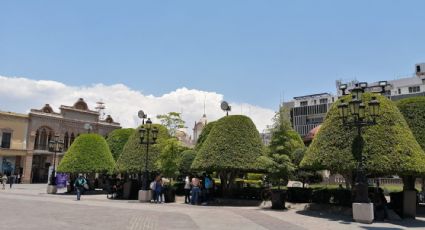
left=1, top=1, right=425, bottom=131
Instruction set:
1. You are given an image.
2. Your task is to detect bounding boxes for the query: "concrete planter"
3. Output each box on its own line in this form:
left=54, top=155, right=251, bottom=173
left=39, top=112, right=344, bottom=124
left=271, top=190, right=286, bottom=210
left=352, top=203, right=374, bottom=224
left=138, top=190, right=152, bottom=202
left=47, top=185, right=57, bottom=194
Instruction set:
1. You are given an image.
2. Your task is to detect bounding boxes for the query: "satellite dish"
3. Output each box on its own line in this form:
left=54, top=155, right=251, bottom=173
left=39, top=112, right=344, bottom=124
left=138, top=110, right=146, bottom=119
left=221, top=101, right=230, bottom=111
left=84, top=123, right=92, bottom=130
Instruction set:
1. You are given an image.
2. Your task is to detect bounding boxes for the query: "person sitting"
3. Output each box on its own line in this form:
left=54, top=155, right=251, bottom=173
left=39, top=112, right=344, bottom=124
left=373, top=188, right=388, bottom=221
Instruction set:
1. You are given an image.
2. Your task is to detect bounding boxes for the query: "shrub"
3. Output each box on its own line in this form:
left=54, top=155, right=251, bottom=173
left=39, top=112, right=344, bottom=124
left=106, top=128, right=134, bottom=160
left=57, top=134, right=115, bottom=174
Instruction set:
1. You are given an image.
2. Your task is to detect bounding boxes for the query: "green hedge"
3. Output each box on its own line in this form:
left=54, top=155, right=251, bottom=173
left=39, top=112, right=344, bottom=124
left=57, top=134, right=115, bottom=174
left=302, top=93, right=425, bottom=176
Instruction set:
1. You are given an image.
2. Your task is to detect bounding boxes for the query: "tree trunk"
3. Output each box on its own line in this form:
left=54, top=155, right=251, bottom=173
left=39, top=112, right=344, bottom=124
left=342, top=172, right=352, bottom=190
left=402, top=175, right=416, bottom=190
left=219, top=171, right=237, bottom=197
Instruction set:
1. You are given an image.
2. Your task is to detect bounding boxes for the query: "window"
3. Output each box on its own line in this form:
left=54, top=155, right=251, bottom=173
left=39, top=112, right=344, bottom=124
left=408, top=86, right=420, bottom=93
left=417, top=65, right=421, bottom=73
left=313, top=100, right=317, bottom=105
left=320, top=98, right=328, bottom=104
left=398, top=88, right=401, bottom=95
left=300, top=101, right=308, bottom=106
left=1, top=132, right=11, bottom=149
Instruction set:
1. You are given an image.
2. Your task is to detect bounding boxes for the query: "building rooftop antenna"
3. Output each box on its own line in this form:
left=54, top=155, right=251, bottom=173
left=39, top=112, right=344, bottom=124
left=95, top=100, right=106, bottom=120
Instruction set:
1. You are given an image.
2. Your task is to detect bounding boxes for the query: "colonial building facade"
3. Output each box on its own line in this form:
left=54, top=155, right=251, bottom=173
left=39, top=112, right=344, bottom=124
left=0, top=111, right=29, bottom=181
left=0, top=98, right=121, bottom=183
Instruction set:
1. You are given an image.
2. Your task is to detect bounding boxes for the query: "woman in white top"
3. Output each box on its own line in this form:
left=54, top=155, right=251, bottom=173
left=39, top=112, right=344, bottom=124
left=184, top=176, right=191, bottom=204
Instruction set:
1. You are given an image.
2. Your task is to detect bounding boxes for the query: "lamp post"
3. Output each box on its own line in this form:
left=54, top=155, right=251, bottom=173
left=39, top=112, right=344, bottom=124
left=337, top=83, right=380, bottom=223
left=139, top=118, right=159, bottom=191
left=47, top=134, right=64, bottom=194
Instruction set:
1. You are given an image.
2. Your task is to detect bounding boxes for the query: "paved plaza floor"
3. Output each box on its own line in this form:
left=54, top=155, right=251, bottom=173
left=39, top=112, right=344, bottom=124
left=0, top=184, right=424, bottom=230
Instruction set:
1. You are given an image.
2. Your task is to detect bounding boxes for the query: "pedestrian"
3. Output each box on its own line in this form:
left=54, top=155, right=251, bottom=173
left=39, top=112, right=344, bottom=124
left=191, top=177, right=200, bottom=205
left=184, top=176, right=191, bottom=204
left=1, top=174, right=7, bottom=190
left=9, top=174, right=15, bottom=189
left=154, top=176, right=163, bottom=203
left=74, top=174, right=87, bottom=201
left=203, top=174, right=213, bottom=203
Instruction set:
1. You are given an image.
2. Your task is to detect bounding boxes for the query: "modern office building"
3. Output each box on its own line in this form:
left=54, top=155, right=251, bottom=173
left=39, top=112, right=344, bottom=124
left=286, top=93, right=338, bottom=138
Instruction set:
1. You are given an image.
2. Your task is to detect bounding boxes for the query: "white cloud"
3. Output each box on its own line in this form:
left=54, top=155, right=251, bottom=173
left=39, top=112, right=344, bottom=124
left=0, top=76, right=275, bottom=134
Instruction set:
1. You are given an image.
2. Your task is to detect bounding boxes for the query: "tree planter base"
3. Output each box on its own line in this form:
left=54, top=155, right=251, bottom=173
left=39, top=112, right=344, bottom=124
left=47, top=185, right=57, bottom=194
left=353, top=203, right=374, bottom=224
left=138, top=190, right=152, bottom=202
left=271, top=191, right=286, bottom=210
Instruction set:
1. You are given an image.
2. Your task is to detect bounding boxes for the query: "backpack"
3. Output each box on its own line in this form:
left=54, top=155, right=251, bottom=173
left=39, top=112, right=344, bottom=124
left=205, top=177, right=213, bottom=189
left=150, top=181, right=156, bottom=190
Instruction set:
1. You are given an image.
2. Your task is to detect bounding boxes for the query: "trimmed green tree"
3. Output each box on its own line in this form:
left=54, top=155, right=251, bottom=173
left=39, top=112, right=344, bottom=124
left=396, top=96, right=425, bottom=190
left=57, top=134, right=115, bottom=174
left=116, top=124, right=170, bottom=173
left=191, top=115, right=266, bottom=195
left=156, top=138, right=189, bottom=179
left=178, top=149, right=197, bottom=175
left=106, top=128, right=135, bottom=161
left=301, top=93, right=425, bottom=187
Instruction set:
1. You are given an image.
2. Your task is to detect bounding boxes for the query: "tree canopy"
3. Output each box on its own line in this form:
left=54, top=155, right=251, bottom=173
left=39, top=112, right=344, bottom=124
left=396, top=96, right=425, bottom=151
left=191, top=115, right=266, bottom=195
left=106, top=128, right=135, bottom=161
left=57, top=134, right=115, bottom=174
left=156, top=138, right=188, bottom=178
left=156, top=112, right=185, bottom=137
left=178, top=149, right=197, bottom=175
left=301, top=93, right=425, bottom=176
left=192, top=115, right=265, bottom=172
left=116, top=124, right=170, bottom=173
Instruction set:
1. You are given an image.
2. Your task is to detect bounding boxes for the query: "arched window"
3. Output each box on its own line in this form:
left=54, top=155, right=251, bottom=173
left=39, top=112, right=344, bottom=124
left=34, top=130, right=40, bottom=150
left=64, top=132, right=69, bottom=150
left=39, top=129, right=48, bottom=150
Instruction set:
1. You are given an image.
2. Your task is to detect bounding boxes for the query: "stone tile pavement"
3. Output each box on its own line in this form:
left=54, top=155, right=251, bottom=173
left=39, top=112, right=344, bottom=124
left=0, top=184, right=424, bottom=230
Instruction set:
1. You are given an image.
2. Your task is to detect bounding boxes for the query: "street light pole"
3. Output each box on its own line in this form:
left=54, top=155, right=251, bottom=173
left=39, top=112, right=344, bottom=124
left=338, top=83, right=380, bottom=203
left=48, top=135, right=64, bottom=187
left=139, top=118, right=159, bottom=191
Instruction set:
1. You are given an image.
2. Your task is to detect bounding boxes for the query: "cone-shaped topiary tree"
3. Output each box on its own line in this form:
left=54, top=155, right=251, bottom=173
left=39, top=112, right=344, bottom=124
left=301, top=93, right=425, bottom=186
left=178, top=149, right=197, bottom=175
left=396, top=96, right=425, bottom=151
left=57, top=134, right=115, bottom=174
left=106, top=128, right=135, bottom=161
left=396, top=96, right=425, bottom=190
left=195, top=121, right=217, bottom=151
left=116, top=124, right=169, bottom=173
left=191, top=115, right=266, bottom=195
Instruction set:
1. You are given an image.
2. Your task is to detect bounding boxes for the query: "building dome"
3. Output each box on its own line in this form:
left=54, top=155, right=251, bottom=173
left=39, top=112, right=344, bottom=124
left=304, top=125, right=321, bottom=143
left=73, top=98, right=88, bottom=110
left=105, top=115, right=114, bottom=123
left=41, top=104, right=53, bottom=113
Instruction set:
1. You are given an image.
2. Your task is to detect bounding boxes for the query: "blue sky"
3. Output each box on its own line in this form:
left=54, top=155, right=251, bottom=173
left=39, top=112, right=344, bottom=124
left=1, top=1, right=425, bottom=110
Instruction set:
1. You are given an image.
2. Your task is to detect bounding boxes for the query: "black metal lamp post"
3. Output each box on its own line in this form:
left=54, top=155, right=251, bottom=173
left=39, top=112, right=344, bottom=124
left=337, top=83, right=380, bottom=203
left=139, top=118, right=159, bottom=190
left=48, top=134, right=64, bottom=186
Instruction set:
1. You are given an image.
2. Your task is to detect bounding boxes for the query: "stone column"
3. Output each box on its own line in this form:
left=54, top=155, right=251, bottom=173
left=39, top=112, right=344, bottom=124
left=22, top=152, right=33, bottom=184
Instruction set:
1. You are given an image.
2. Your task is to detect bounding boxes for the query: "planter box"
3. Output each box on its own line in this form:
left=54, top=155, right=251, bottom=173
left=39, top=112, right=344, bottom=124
left=353, top=203, right=374, bottom=224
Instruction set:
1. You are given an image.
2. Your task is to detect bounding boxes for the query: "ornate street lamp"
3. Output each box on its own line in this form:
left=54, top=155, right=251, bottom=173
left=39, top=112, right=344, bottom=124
left=337, top=84, right=381, bottom=223
left=47, top=134, right=64, bottom=193
left=139, top=118, right=159, bottom=191
left=338, top=83, right=380, bottom=223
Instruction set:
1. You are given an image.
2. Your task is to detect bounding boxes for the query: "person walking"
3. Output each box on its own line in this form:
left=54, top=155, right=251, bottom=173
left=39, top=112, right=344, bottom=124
left=74, top=174, right=87, bottom=201
left=1, top=174, right=7, bottom=190
left=154, top=176, right=163, bottom=203
left=184, top=176, right=191, bottom=204
left=191, top=177, right=201, bottom=205
left=9, top=174, right=15, bottom=189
